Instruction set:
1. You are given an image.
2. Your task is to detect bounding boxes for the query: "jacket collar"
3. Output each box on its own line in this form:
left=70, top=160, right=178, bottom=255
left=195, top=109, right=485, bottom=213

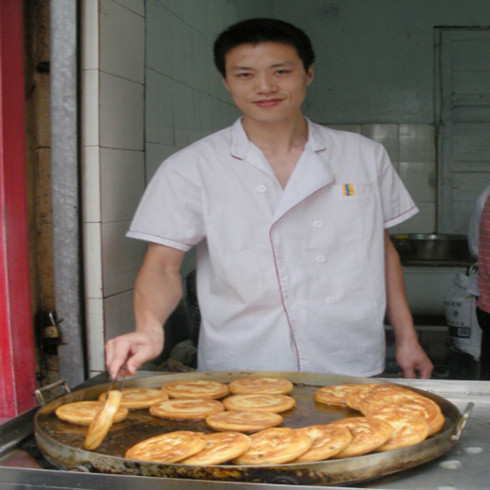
left=230, top=117, right=327, bottom=160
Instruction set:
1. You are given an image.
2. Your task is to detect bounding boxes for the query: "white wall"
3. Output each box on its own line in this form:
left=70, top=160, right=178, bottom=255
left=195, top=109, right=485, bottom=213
left=81, top=0, right=146, bottom=375
left=272, top=0, right=490, bottom=123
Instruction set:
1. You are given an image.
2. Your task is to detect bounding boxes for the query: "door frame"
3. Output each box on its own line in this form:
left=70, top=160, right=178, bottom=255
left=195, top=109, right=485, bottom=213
left=435, top=26, right=490, bottom=233
left=0, top=0, right=38, bottom=417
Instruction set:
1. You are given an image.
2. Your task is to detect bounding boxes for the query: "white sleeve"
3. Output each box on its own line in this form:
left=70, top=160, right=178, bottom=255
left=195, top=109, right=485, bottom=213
left=126, top=153, right=205, bottom=251
left=375, top=144, right=419, bottom=229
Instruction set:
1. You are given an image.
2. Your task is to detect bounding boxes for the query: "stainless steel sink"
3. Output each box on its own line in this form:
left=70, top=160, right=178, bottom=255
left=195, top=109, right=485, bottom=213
left=390, top=233, right=474, bottom=264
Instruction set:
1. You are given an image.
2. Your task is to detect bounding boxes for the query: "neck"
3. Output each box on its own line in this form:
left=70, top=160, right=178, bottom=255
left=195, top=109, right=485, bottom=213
left=241, top=114, right=308, bottom=152
left=241, top=114, right=309, bottom=189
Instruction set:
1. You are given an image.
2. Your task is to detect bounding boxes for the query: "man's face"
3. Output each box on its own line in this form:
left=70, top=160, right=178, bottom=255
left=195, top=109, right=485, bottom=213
left=222, top=42, right=314, bottom=125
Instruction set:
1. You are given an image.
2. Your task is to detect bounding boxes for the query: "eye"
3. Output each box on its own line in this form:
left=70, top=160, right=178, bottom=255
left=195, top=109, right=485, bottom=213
left=235, top=72, right=253, bottom=79
left=274, top=69, right=291, bottom=76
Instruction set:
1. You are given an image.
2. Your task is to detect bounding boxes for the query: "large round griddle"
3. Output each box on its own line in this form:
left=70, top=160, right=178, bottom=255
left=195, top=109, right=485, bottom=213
left=34, top=371, right=468, bottom=486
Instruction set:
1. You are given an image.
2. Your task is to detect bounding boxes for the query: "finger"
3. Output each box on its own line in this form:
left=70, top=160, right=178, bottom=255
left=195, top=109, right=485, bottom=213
left=124, top=345, right=157, bottom=376
left=105, top=339, right=132, bottom=379
left=418, top=365, right=433, bottom=379
left=401, top=367, right=416, bottom=379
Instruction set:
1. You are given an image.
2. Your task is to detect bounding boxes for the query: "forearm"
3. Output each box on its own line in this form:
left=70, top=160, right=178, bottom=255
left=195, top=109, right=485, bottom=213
left=133, top=247, right=183, bottom=338
left=384, top=233, right=417, bottom=342
left=384, top=231, right=433, bottom=378
left=105, top=243, right=185, bottom=377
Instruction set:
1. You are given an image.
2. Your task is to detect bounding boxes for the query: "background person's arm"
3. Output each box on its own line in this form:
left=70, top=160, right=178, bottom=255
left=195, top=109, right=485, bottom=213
left=105, top=243, right=185, bottom=378
left=384, top=231, right=433, bottom=379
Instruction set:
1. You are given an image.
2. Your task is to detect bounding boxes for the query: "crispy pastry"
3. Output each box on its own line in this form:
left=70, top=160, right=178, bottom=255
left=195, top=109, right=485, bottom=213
left=357, top=384, right=423, bottom=413
left=98, top=387, right=169, bottom=409
left=55, top=400, right=128, bottom=426
left=359, top=388, right=445, bottom=436
left=149, top=398, right=224, bottom=420
left=342, top=384, right=381, bottom=410
left=369, top=405, right=430, bottom=451
left=228, top=377, right=293, bottom=395
left=161, top=379, right=229, bottom=399
left=222, top=393, right=295, bottom=413
left=83, top=390, right=123, bottom=450
left=330, top=416, right=393, bottom=458
left=233, top=427, right=312, bottom=465
left=294, top=424, right=353, bottom=462
left=206, top=409, right=283, bottom=432
left=125, top=431, right=207, bottom=463
left=313, top=384, right=364, bottom=407
left=181, top=432, right=251, bottom=465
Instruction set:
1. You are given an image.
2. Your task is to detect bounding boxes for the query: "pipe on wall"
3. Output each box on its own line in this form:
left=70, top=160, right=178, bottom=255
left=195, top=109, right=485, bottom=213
left=50, top=0, right=86, bottom=387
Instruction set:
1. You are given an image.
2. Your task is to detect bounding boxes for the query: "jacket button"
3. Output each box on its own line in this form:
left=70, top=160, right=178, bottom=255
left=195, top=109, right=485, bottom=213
left=256, top=184, right=267, bottom=193
left=315, top=255, right=326, bottom=263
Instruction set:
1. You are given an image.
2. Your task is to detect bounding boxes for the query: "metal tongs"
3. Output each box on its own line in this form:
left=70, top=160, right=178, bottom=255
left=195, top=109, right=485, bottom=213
left=103, top=360, right=128, bottom=400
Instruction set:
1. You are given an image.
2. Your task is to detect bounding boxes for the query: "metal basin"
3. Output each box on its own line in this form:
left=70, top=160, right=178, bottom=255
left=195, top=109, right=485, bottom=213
left=390, top=233, right=473, bottom=264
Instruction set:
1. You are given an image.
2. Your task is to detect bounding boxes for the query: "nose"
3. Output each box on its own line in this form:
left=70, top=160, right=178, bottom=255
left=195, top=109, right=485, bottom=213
left=254, top=72, right=277, bottom=93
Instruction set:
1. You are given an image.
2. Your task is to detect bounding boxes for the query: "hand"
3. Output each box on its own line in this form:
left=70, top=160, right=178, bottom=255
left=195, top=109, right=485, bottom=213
left=105, top=330, right=164, bottom=379
left=395, top=340, right=433, bottom=379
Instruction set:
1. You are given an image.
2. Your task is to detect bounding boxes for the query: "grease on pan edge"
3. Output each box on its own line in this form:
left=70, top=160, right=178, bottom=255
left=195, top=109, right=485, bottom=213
left=464, top=446, right=483, bottom=454
left=439, top=459, right=462, bottom=470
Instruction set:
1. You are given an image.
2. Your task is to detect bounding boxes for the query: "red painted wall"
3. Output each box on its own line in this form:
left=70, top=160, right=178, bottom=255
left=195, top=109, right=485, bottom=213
left=0, top=0, right=38, bottom=417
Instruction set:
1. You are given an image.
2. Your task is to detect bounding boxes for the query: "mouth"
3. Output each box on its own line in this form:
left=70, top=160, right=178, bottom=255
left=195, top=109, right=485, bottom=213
left=253, top=99, right=283, bottom=108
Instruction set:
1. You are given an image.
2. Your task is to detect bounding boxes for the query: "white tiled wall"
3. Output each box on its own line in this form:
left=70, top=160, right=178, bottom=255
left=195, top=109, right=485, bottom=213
left=144, top=0, right=245, bottom=180
left=81, top=0, right=147, bottom=375
left=328, top=123, right=437, bottom=234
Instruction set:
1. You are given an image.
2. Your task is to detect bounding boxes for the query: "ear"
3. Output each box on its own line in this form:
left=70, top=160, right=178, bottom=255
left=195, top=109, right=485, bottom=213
left=306, top=65, right=314, bottom=86
left=222, top=77, right=231, bottom=92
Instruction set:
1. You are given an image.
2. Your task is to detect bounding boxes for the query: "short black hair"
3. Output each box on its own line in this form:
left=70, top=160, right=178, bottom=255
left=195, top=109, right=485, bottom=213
left=213, top=18, right=315, bottom=78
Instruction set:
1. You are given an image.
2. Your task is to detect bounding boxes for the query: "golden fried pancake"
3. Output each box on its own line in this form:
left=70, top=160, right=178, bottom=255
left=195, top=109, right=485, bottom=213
left=313, top=384, right=361, bottom=407
left=330, top=416, right=393, bottom=458
left=83, top=390, right=123, bottom=450
left=359, top=389, right=444, bottom=436
left=228, top=377, right=293, bottom=395
left=359, top=386, right=422, bottom=414
left=370, top=405, right=430, bottom=451
left=206, top=410, right=283, bottom=432
left=161, top=379, right=229, bottom=399
left=98, top=387, right=169, bottom=409
left=125, top=431, right=207, bottom=463
left=149, top=398, right=224, bottom=420
left=222, top=393, right=295, bottom=413
left=358, top=384, right=422, bottom=412
left=369, top=384, right=420, bottom=396
left=295, top=424, right=352, bottom=462
left=55, top=400, right=128, bottom=426
left=181, top=432, right=251, bottom=465
left=384, top=397, right=444, bottom=436
left=343, top=384, right=380, bottom=410
left=233, top=427, right=312, bottom=465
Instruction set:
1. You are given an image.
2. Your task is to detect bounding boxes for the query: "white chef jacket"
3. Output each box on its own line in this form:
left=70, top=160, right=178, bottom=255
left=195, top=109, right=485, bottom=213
left=127, top=118, right=418, bottom=376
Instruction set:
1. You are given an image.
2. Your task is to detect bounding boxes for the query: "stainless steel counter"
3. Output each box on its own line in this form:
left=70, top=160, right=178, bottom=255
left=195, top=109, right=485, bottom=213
left=0, top=375, right=488, bottom=489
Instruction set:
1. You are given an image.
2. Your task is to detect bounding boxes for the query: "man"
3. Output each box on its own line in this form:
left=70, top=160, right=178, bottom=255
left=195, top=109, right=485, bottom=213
left=106, top=18, right=433, bottom=379
left=468, top=184, right=490, bottom=379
